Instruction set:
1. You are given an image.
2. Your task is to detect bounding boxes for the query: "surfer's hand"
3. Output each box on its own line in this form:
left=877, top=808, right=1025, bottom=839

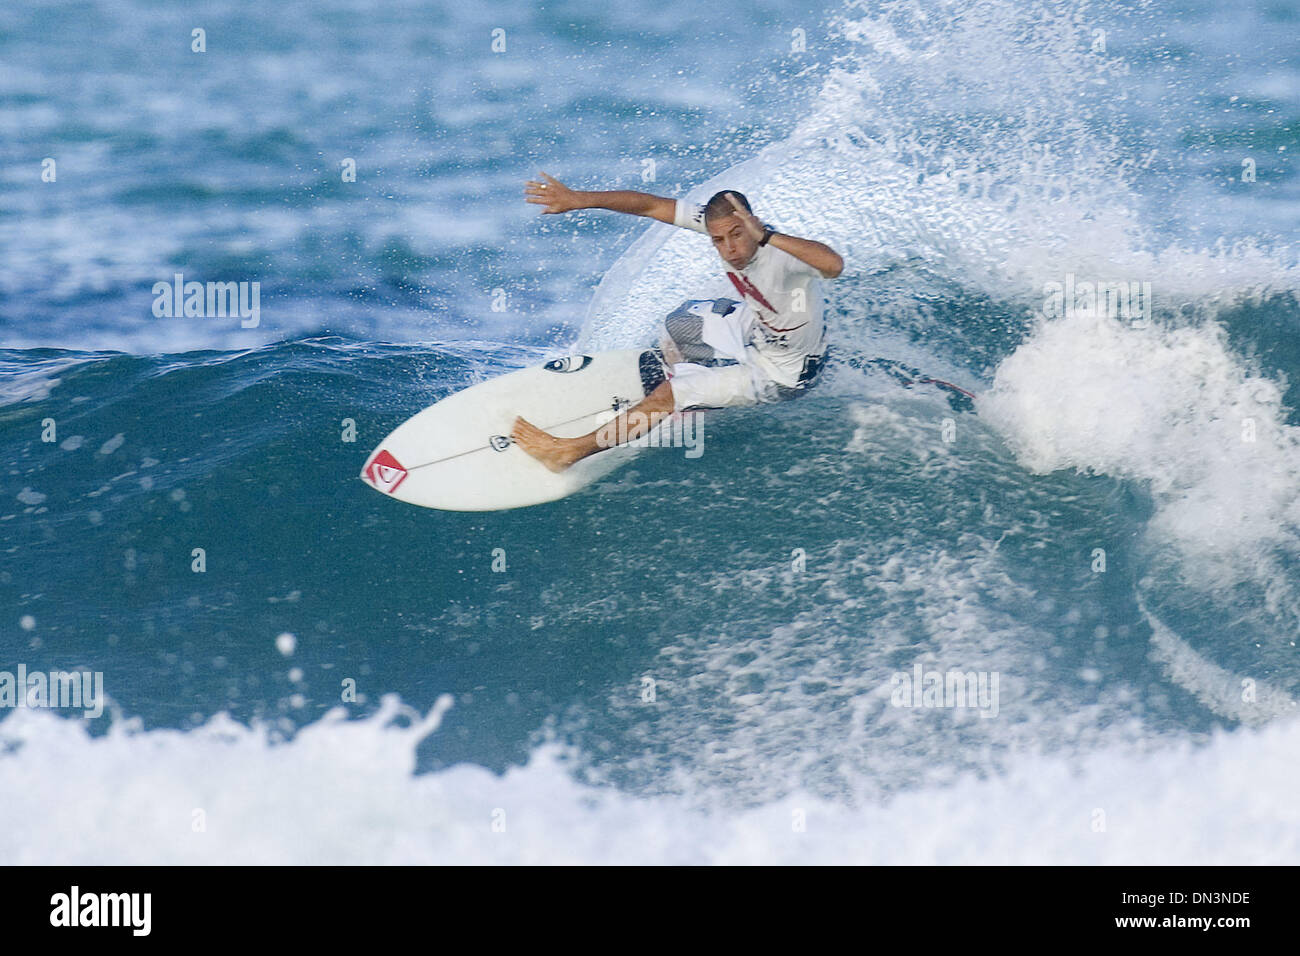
left=525, top=172, right=584, bottom=214
left=725, top=192, right=766, bottom=241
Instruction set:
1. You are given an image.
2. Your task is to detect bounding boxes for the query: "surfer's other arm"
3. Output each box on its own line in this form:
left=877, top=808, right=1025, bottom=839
left=719, top=192, right=843, bottom=279
left=525, top=171, right=676, bottom=224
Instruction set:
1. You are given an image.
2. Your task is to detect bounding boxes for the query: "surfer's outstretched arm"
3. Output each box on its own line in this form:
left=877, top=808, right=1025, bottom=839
left=525, top=171, right=676, bottom=224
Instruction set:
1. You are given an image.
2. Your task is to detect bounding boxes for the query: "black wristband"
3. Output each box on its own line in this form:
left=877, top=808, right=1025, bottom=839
left=759, top=227, right=775, bottom=246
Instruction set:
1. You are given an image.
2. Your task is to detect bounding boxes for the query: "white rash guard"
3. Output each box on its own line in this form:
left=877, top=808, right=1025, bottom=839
left=673, top=199, right=827, bottom=388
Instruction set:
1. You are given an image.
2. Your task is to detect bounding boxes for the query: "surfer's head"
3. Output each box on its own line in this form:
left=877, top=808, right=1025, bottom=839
left=704, top=190, right=760, bottom=271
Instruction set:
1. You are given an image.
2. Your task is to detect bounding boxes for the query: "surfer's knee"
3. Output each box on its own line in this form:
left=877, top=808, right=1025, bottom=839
left=645, top=379, right=675, bottom=413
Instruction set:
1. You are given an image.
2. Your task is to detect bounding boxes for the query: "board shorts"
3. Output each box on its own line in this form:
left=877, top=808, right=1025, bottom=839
left=656, top=298, right=827, bottom=411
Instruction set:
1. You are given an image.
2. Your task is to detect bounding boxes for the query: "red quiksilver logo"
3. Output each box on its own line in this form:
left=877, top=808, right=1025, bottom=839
left=364, top=449, right=408, bottom=494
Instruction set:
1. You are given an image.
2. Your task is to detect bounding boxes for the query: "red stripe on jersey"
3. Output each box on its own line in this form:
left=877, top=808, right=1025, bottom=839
left=726, top=271, right=808, bottom=333
left=727, top=271, right=777, bottom=313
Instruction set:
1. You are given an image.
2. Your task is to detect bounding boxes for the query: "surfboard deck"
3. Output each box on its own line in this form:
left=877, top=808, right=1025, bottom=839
left=360, top=349, right=669, bottom=511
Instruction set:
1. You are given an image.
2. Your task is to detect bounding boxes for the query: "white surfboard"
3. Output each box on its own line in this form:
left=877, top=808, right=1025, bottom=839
left=360, top=349, right=669, bottom=511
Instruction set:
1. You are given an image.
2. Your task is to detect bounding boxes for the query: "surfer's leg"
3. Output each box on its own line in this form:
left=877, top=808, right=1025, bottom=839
left=663, top=311, right=717, bottom=365
left=512, top=381, right=677, bottom=473
left=658, top=332, right=684, bottom=366
left=666, top=361, right=762, bottom=410
left=512, top=357, right=763, bottom=472
left=661, top=298, right=747, bottom=366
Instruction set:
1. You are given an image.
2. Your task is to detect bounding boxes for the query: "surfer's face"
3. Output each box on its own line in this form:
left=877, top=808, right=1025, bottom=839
left=707, top=214, right=759, bottom=271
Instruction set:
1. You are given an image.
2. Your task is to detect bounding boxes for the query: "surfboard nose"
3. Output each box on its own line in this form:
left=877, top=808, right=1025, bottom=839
left=361, top=448, right=409, bottom=495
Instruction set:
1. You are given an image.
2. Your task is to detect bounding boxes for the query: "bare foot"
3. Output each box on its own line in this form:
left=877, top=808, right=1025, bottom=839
left=510, top=417, right=587, bottom=473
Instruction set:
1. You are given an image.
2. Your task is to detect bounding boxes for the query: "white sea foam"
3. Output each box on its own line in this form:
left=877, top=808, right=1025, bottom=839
left=981, top=311, right=1300, bottom=602
left=1, top=697, right=1296, bottom=865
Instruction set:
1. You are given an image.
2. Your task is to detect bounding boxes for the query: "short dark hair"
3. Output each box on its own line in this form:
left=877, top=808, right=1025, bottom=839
left=703, top=190, right=753, bottom=224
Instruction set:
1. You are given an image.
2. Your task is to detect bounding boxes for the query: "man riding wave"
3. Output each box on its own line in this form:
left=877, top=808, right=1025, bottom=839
left=512, top=172, right=843, bottom=472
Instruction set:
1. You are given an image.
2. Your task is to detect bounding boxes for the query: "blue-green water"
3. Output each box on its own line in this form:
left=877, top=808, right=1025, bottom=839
left=1, top=0, right=1298, bottom=863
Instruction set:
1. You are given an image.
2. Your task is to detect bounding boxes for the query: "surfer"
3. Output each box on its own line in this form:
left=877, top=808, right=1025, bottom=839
left=512, top=172, right=843, bottom=472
